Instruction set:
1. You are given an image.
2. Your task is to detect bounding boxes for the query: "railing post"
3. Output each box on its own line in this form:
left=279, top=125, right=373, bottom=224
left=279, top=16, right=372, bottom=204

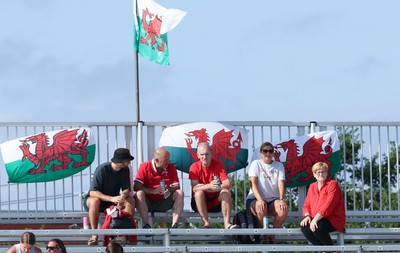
left=297, top=125, right=307, bottom=210
left=137, top=121, right=144, bottom=164
left=164, top=229, right=171, bottom=253
left=147, top=125, right=156, bottom=160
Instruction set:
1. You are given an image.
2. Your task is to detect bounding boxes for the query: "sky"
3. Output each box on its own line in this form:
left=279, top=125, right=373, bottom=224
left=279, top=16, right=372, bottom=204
left=0, top=0, right=399, bottom=123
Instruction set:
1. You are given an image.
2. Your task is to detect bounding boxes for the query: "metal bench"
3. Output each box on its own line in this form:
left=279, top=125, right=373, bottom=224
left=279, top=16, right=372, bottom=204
left=0, top=228, right=399, bottom=252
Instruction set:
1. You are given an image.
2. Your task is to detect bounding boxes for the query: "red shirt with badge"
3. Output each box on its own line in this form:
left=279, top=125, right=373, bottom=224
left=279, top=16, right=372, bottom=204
left=134, top=160, right=180, bottom=201
left=189, top=158, right=229, bottom=200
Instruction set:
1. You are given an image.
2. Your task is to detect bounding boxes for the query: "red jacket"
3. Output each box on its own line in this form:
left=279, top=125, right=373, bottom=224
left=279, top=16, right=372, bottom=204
left=302, top=179, right=346, bottom=232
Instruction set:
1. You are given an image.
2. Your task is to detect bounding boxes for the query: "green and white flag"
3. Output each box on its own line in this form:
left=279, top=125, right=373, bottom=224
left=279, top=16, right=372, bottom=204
left=252, top=130, right=341, bottom=187
left=0, top=128, right=96, bottom=183
left=159, top=122, right=249, bottom=174
left=133, top=0, right=187, bottom=65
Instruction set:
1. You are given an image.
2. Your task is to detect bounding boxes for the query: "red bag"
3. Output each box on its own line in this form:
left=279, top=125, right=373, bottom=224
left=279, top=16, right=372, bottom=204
left=101, top=205, right=137, bottom=246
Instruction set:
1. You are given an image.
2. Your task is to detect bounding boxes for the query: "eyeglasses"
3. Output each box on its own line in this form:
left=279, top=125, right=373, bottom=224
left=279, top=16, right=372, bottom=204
left=262, top=149, right=274, bottom=154
left=315, top=171, right=327, bottom=175
left=46, top=246, right=58, bottom=251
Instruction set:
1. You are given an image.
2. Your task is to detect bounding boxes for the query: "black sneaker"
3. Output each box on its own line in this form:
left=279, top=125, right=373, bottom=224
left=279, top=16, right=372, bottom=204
left=143, top=223, right=151, bottom=237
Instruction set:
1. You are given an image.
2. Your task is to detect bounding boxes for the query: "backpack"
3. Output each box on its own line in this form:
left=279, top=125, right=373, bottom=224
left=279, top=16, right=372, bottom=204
left=232, top=209, right=261, bottom=244
left=101, top=205, right=137, bottom=246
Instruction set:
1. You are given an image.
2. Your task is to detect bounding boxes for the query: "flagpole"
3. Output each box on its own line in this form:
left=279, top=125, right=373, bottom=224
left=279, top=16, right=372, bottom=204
left=135, top=48, right=140, bottom=124
left=134, top=0, right=144, bottom=165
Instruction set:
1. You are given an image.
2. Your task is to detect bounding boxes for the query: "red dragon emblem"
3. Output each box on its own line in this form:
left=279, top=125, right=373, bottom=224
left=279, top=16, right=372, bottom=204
left=274, top=136, right=333, bottom=184
left=184, top=128, right=243, bottom=171
left=19, top=129, right=90, bottom=175
left=139, top=8, right=165, bottom=52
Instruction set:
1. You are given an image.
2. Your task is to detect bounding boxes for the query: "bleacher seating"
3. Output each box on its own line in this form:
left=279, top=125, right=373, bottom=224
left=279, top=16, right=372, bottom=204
left=1, top=210, right=399, bottom=253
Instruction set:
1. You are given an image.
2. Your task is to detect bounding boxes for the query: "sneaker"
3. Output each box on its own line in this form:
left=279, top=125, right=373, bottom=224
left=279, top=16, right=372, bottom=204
left=171, top=223, right=178, bottom=229
left=143, top=223, right=151, bottom=229
left=143, top=223, right=151, bottom=237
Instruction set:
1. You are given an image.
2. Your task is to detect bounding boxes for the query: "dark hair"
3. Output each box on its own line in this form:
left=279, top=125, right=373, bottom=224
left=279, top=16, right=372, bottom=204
left=20, top=232, right=36, bottom=245
left=49, top=238, right=67, bottom=253
left=105, top=242, right=124, bottom=253
left=259, top=142, right=274, bottom=152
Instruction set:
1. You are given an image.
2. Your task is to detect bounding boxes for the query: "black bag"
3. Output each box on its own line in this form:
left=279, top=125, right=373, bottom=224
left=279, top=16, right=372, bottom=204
left=232, top=210, right=261, bottom=244
left=101, top=205, right=137, bottom=246
left=109, top=215, right=135, bottom=229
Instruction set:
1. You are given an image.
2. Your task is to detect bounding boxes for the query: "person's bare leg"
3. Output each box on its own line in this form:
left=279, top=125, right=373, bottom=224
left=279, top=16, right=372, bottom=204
left=135, top=190, right=149, bottom=225
left=219, top=189, right=234, bottom=228
left=271, top=200, right=288, bottom=228
left=86, top=197, right=100, bottom=242
left=250, top=200, right=269, bottom=242
left=172, top=189, right=184, bottom=226
left=268, top=201, right=288, bottom=243
left=123, top=196, right=135, bottom=216
left=193, top=191, right=210, bottom=227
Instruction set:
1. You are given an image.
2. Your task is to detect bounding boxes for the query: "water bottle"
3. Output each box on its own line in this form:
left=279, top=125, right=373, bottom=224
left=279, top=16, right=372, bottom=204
left=160, top=180, right=166, bottom=193
left=160, top=180, right=170, bottom=198
left=214, top=175, right=220, bottom=189
left=263, top=216, right=268, bottom=229
left=83, top=216, right=89, bottom=230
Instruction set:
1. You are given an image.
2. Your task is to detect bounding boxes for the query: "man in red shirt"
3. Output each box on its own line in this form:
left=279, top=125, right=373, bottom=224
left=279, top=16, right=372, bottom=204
left=134, top=147, right=184, bottom=228
left=189, top=142, right=238, bottom=229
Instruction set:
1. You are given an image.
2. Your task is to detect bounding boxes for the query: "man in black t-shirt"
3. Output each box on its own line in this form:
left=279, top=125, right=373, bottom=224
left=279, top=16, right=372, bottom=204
left=83, top=148, right=135, bottom=246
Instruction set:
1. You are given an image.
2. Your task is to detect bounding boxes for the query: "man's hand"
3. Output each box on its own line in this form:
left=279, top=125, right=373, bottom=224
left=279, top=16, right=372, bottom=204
left=208, top=179, right=220, bottom=191
left=256, top=199, right=266, bottom=212
left=279, top=199, right=288, bottom=211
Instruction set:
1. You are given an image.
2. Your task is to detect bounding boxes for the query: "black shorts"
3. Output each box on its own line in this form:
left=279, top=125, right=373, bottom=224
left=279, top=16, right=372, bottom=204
left=82, top=194, right=114, bottom=212
left=146, top=194, right=174, bottom=212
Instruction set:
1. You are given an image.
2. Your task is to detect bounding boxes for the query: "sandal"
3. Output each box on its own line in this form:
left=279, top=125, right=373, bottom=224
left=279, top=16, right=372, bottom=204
left=227, top=224, right=239, bottom=229
left=88, top=236, right=98, bottom=246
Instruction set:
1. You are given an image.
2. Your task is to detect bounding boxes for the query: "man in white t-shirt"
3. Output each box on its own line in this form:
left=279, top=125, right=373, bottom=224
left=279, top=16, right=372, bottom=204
left=246, top=142, right=288, bottom=244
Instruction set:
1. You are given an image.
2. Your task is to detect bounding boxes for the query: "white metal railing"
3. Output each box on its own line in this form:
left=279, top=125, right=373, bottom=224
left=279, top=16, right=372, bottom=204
left=0, top=228, right=399, bottom=252
left=0, top=121, right=399, bottom=217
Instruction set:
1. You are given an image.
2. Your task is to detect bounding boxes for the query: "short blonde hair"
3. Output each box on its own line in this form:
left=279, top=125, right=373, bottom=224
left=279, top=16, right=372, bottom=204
left=311, top=162, right=328, bottom=174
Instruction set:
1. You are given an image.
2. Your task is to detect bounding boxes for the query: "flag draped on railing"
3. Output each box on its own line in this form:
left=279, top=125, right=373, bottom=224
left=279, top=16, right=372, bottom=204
left=159, top=122, right=249, bottom=174
left=0, top=128, right=96, bottom=183
left=133, top=0, right=186, bottom=65
left=252, top=130, right=341, bottom=187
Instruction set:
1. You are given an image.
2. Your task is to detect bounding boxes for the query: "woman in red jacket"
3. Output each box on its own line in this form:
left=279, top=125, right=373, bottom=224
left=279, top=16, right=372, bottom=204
left=300, top=162, right=346, bottom=246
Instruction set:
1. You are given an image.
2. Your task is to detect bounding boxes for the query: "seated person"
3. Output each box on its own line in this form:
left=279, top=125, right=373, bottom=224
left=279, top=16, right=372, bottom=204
left=189, top=142, right=238, bottom=229
left=7, top=232, right=42, bottom=253
left=46, top=239, right=67, bottom=253
left=83, top=148, right=135, bottom=245
left=105, top=242, right=124, bottom=253
left=246, top=142, right=288, bottom=243
left=300, top=162, right=345, bottom=246
left=134, top=147, right=184, bottom=228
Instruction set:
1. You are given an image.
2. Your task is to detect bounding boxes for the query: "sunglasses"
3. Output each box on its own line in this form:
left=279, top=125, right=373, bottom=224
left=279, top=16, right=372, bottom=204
left=262, top=149, right=274, bottom=154
left=46, top=246, right=59, bottom=251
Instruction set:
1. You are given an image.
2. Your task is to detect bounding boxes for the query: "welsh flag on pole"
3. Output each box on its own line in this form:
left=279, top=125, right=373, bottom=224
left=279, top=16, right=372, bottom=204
left=133, top=0, right=187, bottom=65
left=252, top=130, right=341, bottom=187
left=159, top=122, right=249, bottom=174
left=0, top=128, right=96, bottom=183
